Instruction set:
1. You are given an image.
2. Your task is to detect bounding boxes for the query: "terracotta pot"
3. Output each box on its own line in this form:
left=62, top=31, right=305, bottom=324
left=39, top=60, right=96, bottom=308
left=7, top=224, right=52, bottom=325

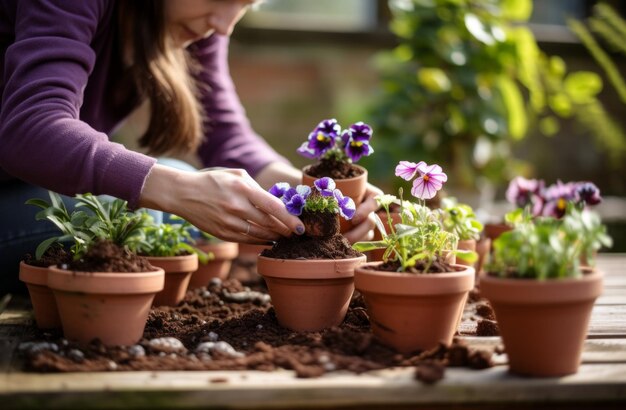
left=188, top=241, right=239, bottom=289
left=47, top=265, right=164, bottom=346
left=354, top=263, right=475, bottom=353
left=480, top=269, right=603, bottom=377
left=146, top=254, right=198, bottom=306
left=302, top=164, right=368, bottom=234
left=237, top=243, right=272, bottom=264
left=18, top=261, right=61, bottom=329
left=474, top=237, right=491, bottom=276
left=483, top=223, right=512, bottom=251
left=456, top=239, right=477, bottom=267
left=257, top=255, right=366, bottom=332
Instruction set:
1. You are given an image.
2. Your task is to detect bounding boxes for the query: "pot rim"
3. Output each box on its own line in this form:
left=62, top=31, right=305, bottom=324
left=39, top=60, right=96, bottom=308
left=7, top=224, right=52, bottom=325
left=18, top=261, right=50, bottom=286
left=302, top=164, right=368, bottom=183
left=480, top=269, right=604, bottom=304
left=257, top=254, right=366, bottom=279
left=47, top=265, right=165, bottom=294
left=195, top=241, right=239, bottom=260
left=144, top=253, right=199, bottom=273
left=354, top=262, right=475, bottom=295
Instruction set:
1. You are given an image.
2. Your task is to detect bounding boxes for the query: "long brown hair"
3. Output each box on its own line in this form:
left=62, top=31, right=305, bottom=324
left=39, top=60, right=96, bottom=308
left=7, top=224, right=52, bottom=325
left=117, top=0, right=204, bottom=155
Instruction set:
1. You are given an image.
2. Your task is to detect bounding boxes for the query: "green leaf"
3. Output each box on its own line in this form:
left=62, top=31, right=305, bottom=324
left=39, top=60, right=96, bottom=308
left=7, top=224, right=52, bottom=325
left=564, top=71, right=603, bottom=104
left=539, top=117, right=560, bottom=136
left=35, top=237, right=61, bottom=260
left=417, top=68, right=451, bottom=93
left=498, top=76, right=527, bottom=139
left=465, top=14, right=495, bottom=45
left=501, top=0, right=533, bottom=21
left=352, top=241, right=388, bottom=252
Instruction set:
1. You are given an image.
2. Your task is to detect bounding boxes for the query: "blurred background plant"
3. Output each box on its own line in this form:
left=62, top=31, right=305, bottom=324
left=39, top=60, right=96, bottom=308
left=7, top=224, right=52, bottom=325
left=362, top=0, right=626, bottom=206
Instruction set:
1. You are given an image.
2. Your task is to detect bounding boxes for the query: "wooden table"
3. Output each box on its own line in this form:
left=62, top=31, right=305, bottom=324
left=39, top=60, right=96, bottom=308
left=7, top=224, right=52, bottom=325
left=1, top=255, right=625, bottom=409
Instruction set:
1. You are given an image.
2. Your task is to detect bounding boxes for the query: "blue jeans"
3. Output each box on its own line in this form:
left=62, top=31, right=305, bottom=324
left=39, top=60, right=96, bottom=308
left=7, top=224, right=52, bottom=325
left=0, top=158, right=197, bottom=295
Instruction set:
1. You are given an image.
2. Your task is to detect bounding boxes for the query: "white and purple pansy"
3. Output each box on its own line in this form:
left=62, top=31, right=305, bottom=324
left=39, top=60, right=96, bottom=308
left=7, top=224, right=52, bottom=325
left=333, top=189, right=356, bottom=220
left=314, top=177, right=336, bottom=197
left=395, top=160, right=447, bottom=200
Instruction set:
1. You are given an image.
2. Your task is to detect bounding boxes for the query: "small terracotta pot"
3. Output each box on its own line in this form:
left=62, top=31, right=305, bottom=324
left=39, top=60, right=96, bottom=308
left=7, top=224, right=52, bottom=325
left=146, top=254, right=198, bottom=306
left=47, top=265, right=165, bottom=346
left=302, top=164, right=368, bottom=234
left=237, top=243, right=272, bottom=264
left=18, top=261, right=61, bottom=329
left=188, top=241, right=239, bottom=289
left=257, top=255, right=366, bottom=332
left=480, top=269, right=603, bottom=377
left=456, top=239, right=477, bottom=267
left=483, top=223, right=512, bottom=251
left=355, top=263, right=475, bottom=353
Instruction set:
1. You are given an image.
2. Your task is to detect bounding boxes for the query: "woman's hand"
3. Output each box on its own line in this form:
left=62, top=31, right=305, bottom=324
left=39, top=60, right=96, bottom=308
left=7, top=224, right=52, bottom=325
left=343, top=183, right=383, bottom=244
left=139, top=164, right=304, bottom=243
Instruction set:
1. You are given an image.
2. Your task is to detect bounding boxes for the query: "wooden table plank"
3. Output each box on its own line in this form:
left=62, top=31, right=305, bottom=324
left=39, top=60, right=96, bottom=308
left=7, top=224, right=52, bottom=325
left=1, top=254, right=626, bottom=409
left=2, top=364, right=626, bottom=410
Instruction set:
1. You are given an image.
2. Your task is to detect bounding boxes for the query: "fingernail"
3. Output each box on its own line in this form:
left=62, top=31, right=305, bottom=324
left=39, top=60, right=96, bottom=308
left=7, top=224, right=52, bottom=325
left=296, top=225, right=305, bottom=235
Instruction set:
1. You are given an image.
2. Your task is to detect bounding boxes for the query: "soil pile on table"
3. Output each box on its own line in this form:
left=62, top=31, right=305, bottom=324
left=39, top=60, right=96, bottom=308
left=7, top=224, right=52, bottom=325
left=19, top=273, right=493, bottom=382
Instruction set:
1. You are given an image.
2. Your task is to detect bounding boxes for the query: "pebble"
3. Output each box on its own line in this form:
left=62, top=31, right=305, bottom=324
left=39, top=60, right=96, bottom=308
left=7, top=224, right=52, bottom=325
left=128, top=345, right=146, bottom=358
left=201, top=290, right=211, bottom=298
left=207, top=331, right=219, bottom=342
left=209, top=278, right=222, bottom=287
left=222, top=289, right=271, bottom=305
left=68, top=349, right=85, bottom=363
left=195, top=341, right=244, bottom=358
left=106, top=360, right=118, bottom=371
left=148, top=337, right=187, bottom=354
left=18, top=341, right=59, bottom=354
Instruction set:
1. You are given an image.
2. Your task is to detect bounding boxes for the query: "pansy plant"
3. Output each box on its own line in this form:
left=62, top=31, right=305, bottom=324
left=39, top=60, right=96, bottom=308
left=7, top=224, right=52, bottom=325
left=353, top=161, right=476, bottom=273
left=506, top=176, right=602, bottom=219
left=297, top=119, right=374, bottom=163
left=269, top=177, right=356, bottom=237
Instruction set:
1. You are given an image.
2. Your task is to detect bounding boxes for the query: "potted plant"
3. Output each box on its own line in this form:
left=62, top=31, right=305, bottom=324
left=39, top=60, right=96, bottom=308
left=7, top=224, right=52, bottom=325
left=131, top=215, right=204, bottom=306
left=298, top=119, right=374, bottom=231
left=440, top=197, right=484, bottom=268
left=481, top=204, right=612, bottom=377
left=352, top=161, right=476, bottom=354
left=257, top=177, right=366, bottom=332
left=18, top=192, right=78, bottom=329
left=36, top=193, right=165, bottom=346
left=187, top=230, right=238, bottom=289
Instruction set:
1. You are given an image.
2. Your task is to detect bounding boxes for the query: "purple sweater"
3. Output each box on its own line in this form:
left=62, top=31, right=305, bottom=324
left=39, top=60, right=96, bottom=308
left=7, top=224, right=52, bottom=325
left=0, top=0, right=286, bottom=208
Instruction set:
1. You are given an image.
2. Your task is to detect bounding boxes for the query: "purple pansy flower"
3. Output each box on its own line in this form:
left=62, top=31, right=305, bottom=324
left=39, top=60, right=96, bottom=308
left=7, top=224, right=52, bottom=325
left=395, top=161, right=426, bottom=181
left=282, top=185, right=311, bottom=216
left=333, top=189, right=356, bottom=220
left=410, top=163, right=448, bottom=200
left=576, top=182, right=602, bottom=206
left=269, top=182, right=291, bottom=198
left=505, top=177, right=545, bottom=216
left=341, top=122, right=374, bottom=162
left=314, top=177, right=336, bottom=197
left=297, top=119, right=341, bottom=159
left=542, top=180, right=578, bottom=218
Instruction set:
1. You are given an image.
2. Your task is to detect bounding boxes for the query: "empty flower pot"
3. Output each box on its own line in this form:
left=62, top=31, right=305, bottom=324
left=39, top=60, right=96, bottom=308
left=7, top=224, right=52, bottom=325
left=188, top=241, right=239, bottom=289
left=146, top=254, right=198, bottom=306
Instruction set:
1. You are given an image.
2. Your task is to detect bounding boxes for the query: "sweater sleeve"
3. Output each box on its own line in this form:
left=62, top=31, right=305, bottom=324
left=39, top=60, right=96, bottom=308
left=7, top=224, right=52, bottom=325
left=188, top=34, right=290, bottom=177
left=0, top=0, right=156, bottom=208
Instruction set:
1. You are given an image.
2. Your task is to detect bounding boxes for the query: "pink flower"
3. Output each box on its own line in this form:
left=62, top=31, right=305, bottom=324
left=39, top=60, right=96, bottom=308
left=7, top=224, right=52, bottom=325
left=395, top=161, right=425, bottom=181
left=410, top=163, right=447, bottom=200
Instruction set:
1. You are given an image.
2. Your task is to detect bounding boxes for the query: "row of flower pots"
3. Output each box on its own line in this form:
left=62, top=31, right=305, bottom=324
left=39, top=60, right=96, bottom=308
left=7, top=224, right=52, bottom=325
left=18, top=119, right=611, bottom=381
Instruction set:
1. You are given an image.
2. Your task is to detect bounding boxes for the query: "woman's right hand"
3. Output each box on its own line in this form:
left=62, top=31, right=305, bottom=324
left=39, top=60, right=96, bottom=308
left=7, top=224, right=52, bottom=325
left=138, top=164, right=305, bottom=243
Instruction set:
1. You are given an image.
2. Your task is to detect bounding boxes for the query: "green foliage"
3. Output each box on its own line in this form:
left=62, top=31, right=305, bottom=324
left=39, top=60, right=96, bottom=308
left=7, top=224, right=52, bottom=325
left=563, top=3, right=626, bottom=164
left=440, top=197, right=483, bottom=241
left=303, top=192, right=339, bottom=214
left=131, top=214, right=208, bottom=263
left=488, top=206, right=613, bottom=279
left=353, top=191, right=475, bottom=273
left=26, top=192, right=149, bottom=260
left=365, top=0, right=626, bottom=191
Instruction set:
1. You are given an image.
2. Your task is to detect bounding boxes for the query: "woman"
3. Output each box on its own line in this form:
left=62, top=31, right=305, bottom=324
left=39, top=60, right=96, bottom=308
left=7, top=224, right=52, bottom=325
left=0, top=0, right=380, bottom=293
